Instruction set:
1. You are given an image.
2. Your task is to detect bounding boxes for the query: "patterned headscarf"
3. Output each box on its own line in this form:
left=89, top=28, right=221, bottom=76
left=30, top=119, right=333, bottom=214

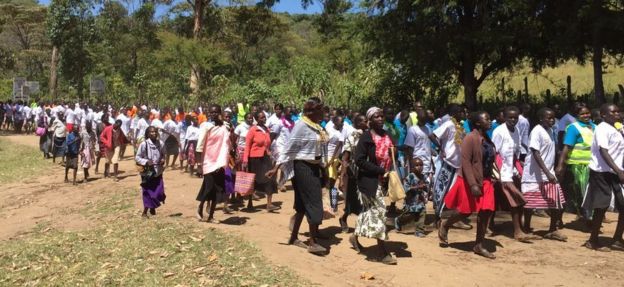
left=366, top=107, right=382, bottom=120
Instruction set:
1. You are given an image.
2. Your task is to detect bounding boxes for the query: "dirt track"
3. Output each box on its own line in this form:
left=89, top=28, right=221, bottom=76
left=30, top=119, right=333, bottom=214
left=1, top=134, right=623, bottom=286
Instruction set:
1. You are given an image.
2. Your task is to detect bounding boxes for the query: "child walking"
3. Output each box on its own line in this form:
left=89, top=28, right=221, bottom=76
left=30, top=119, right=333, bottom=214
left=65, top=126, right=81, bottom=185
left=394, top=157, right=429, bottom=238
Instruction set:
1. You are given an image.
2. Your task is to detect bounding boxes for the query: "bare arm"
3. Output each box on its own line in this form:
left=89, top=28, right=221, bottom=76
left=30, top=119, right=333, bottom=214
left=531, top=148, right=556, bottom=182
left=599, top=147, right=624, bottom=183
left=555, top=145, right=571, bottom=179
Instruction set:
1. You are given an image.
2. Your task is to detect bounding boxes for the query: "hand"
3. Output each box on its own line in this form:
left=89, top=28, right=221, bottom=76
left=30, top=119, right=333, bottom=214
left=159, top=159, right=165, bottom=165
left=242, top=163, right=248, bottom=172
left=618, top=171, right=624, bottom=184
left=554, top=166, right=564, bottom=181
left=470, top=185, right=482, bottom=197
left=265, top=168, right=277, bottom=178
left=546, top=172, right=557, bottom=183
left=146, top=160, right=154, bottom=166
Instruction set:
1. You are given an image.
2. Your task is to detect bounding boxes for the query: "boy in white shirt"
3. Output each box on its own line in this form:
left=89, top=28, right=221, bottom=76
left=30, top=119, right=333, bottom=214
left=521, top=108, right=567, bottom=241
left=492, top=106, right=538, bottom=242
left=583, top=104, right=624, bottom=251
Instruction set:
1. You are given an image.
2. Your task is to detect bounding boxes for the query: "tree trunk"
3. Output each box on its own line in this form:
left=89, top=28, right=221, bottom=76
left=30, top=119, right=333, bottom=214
left=461, top=51, right=478, bottom=110
left=592, top=43, right=605, bottom=105
left=49, top=45, right=59, bottom=100
left=189, top=0, right=206, bottom=96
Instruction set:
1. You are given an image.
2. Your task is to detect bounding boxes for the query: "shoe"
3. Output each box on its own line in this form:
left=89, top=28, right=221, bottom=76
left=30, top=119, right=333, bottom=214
left=414, top=231, right=426, bottom=238
left=380, top=254, right=397, bottom=265
left=267, top=205, right=281, bottom=212
left=610, top=240, right=624, bottom=251
left=289, top=239, right=308, bottom=249
left=452, top=221, right=473, bottom=230
left=307, top=243, right=327, bottom=255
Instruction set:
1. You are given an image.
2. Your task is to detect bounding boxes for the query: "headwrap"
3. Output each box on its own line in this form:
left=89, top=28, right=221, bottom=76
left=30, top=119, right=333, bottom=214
left=366, top=107, right=382, bottom=120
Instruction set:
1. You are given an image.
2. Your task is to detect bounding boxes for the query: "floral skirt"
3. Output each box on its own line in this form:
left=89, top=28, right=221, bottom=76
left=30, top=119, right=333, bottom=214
left=354, top=186, right=388, bottom=240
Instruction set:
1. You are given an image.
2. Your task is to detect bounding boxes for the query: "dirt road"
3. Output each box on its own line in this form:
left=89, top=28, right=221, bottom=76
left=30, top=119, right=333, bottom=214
left=1, top=134, right=622, bottom=286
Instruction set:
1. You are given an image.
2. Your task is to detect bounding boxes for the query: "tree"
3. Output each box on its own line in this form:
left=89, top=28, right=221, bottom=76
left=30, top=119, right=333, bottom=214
left=363, top=0, right=542, bottom=109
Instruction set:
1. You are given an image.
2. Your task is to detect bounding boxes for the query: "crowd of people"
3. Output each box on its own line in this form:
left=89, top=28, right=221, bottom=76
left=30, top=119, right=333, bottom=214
left=2, top=97, right=624, bottom=264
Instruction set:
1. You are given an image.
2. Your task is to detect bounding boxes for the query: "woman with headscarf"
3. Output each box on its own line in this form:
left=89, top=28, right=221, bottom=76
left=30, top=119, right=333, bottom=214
left=348, top=107, right=397, bottom=265
left=266, top=97, right=328, bottom=255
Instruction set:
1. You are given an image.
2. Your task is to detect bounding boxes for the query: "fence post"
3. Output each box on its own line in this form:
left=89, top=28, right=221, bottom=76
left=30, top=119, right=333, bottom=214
left=567, top=75, right=573, bottom=104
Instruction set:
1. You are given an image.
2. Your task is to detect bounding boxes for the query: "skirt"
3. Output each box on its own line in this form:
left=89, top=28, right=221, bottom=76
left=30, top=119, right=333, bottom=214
left=522, top=182, right=566, bottom=209
left=165, top=136, right=179, bottom=155
left=563, top=164, right=591, bottom=217
left=196, top=168, right=225, bottom=203
left=39, top=133, right=52, bottom=154
left=185, top=140, right=197, bottom=166
left=224, top=167, right=235, bottom=195
left=582, top=170, right=624, bottom=211
left=292, top=160, right=323, bottom=225
left=248, top=155, right=277, bottom=194
left=66, top=154, right=78, bottom=169
left=81, top=144, right=94, bottom=168
left=343, top=168, right=362, bottom=215
left=142, top=175, right=166, bottom=209
left=53, top=137, right=66, bottom=157
left=445, top=176, right=495, bottom=215
left=432, top=160, right=458, bottom=218
left=354, top=186, right=388, bottom=240
left=500, top=181, right=526, bottom=208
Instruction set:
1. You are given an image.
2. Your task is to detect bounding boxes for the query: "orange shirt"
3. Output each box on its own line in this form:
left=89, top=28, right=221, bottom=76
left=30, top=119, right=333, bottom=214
left=175, top=112, right=185, bottom=123
left=198, top=113, right=207, bottom=125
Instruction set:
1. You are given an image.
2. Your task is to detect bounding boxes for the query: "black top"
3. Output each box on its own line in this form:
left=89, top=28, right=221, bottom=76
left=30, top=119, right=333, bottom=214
left=354, top=130, right=386, bottom=198
left=482, top=139, right=496, bottom=179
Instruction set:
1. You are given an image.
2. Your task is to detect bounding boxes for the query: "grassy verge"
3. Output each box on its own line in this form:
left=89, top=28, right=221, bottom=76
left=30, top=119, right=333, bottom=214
left=0, top=189, right=308, bottom=286
left=0, top=137, right=48, bottom=183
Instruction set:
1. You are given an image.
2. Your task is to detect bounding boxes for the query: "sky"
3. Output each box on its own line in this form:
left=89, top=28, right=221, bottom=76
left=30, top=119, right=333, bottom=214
left=36, top=0, right=325, bottom=15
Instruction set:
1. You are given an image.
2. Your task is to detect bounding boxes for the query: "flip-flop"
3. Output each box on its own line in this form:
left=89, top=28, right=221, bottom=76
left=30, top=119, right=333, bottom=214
left=473, top=246, right=496, bottom=259
left=583, top=241, right=611, bottom=252
left=544, top=231, right=567, bottom=242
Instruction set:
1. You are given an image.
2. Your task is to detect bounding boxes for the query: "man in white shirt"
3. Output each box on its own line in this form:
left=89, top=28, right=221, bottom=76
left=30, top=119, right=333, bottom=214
left=405, top=110, right=433, bottom=178
left=492, top=106, right=538, bottom=242
left=583, top=104, right=624, bottom=251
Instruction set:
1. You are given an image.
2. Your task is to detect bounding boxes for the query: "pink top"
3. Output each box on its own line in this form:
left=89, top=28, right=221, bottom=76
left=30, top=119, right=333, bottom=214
left=201, top=125, right=231, bottom=175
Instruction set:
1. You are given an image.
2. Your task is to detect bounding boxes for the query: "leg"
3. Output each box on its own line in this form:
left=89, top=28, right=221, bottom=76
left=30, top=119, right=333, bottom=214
left=104, top=163, right=110, bottom=177
left=438, top=211, right=466, bottom=246
left=207, top=200, right=218, bottom=221
left=113, top=163, right=119, bottom=180
left=95, top=156, right=101, bottom=173
left=288, top=212, right=305, bottom=244
left=197, top=201, right=205, bottom=220
left=511, top=207, right=530, bottom=240
left=523, top=208, right=533, bottom=233
left=83, top=168, right=89, bottom=181
left=64, top=167, right=69, bottom=183
left=613, top=210, right=624, bottom=243
left=414, top=210, right=427, bottom=237
left=474, top=211, right=495, bottom=259
left=586, top=208, right=607, bottom=249
left=142, top=207, right=148, bottom=217
left=72, top=168, right=77, bottom=185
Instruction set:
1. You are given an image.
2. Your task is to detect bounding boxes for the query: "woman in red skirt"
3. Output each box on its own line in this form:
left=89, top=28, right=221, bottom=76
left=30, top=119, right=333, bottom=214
left=439, top=111, right=497, bottom=259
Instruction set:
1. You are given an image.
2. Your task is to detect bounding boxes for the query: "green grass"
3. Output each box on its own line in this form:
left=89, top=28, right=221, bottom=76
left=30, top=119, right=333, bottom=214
left=0, top=203, right=308, bottom=286
left=0, top=137, right=49, bottom=184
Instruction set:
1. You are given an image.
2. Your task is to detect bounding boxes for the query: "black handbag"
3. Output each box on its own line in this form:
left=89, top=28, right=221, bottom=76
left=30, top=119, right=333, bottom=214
left=139, top=142, right=157, bottom=186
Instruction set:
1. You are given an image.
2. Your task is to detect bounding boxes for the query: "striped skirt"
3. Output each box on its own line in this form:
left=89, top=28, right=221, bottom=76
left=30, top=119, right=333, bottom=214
left=522, top=182, right=566, bottom=209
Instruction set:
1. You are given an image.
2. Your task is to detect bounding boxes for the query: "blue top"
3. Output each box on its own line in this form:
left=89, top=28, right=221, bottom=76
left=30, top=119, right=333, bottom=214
left=344, top=117, right=352, bottom=126
left=66, top=132, right=81, bottom=155
left=462, top=119, right=471, bottom=133
left=320, top=120, right=327, bottom=128
left=393, top=118, right=407, bottom=147
left=487, top=121, right=500, bottom=139
left=563, top=121, right=596, bottom=146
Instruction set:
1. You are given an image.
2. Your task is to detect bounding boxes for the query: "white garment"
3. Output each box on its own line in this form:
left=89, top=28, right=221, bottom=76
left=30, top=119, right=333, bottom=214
left=185, top=126, right=200, bottom=141
left=405, top=125, right=433, bottom=173
left=266, top=114, right=282, bottom=134
left=589, top=122, right=624, bottom=173
left=326, top=125, right=345, bottom=159
left=135, top=118, right=150, bottom=140
left=64, top=109, right=75, bottom=124
left=161, top=119, right=179, bottom=143
left=116, top=114, right=131, bottom=137
left=557, top=113, right=576, bottom=134
left=22, top=106, right=32, bottom=119
left=234, top=122, right=251, bottom=149
left=432, top=120, right=461, bottom=168
left=341, top=122, right=355, bottom=142
left=492, top=124, right=522, bottom=182
left=150, top=118, right=164, bottom=129
left=51, top=118, right=67, bottom=138
left=517, top=114, right=530, bottom=155
left=522, top=125, right=556, bottom=183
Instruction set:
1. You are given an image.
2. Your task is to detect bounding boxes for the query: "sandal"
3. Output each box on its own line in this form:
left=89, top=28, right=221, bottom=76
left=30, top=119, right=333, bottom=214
left=267, top=205, right=281, bottom=212
left=583, top=241, right=611, bottom=252
left=543, top=231, right=567, bottom=242
left=289, top=239, right=308, bottom=249
left=380, top=254, right=397, bottom=265
left=473, top=246, right=496, bottom=259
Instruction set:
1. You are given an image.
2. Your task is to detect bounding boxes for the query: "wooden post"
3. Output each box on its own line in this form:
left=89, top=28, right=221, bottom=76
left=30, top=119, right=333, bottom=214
left=614, top=92, right=620, bottom=105
left=546, top=89, right=551, bottom=105
left=567, top=75, right=573, bottom=104
left=523, top=77, right=529, bottom=102
left=501, top=77, right=506, bottom=104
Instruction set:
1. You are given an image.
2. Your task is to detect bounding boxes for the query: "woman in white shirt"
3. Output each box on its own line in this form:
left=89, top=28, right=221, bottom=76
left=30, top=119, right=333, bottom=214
left=234, top=113, right=253, bottom=170
left=521, top=108, right=567, bottom=241
left=185, top=116, right=200, bottom=177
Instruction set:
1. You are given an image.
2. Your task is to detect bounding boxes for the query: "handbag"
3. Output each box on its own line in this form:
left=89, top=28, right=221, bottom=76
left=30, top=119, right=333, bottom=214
left=234, top=171, right=255, bottom=196
left=387, top=147, right=406, bottom=202
left=137, top=142, right=157, bottom=186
